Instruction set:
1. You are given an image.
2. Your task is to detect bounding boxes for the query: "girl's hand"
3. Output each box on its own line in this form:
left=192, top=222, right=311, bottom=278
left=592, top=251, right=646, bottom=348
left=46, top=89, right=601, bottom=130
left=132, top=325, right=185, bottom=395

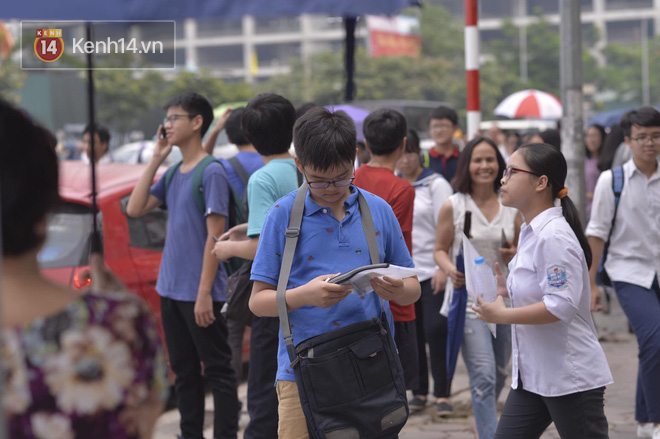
left=498, top=240, right=516, bottom=265
left=448, top=266, right=465, bottom=289
left=430, top=269, right=447, bottom=294
left=473, top=295, right=507, bottom=324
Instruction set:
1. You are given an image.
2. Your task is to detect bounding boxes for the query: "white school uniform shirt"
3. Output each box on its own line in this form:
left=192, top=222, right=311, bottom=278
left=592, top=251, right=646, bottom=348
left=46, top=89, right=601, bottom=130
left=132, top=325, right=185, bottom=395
left=585, top=157, right=660, bottom=289
left=508, top=207, right=613, bottom=397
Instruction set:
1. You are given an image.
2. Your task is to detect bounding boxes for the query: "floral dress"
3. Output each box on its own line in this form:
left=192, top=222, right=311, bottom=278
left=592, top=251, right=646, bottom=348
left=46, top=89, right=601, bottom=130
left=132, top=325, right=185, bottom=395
left=2, top=290, right=168, bottom=439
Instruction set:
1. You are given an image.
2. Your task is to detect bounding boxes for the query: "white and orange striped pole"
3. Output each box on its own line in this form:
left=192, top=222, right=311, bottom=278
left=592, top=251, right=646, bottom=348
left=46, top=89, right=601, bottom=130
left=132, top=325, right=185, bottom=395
left=465, top=0, right=481, bottom=141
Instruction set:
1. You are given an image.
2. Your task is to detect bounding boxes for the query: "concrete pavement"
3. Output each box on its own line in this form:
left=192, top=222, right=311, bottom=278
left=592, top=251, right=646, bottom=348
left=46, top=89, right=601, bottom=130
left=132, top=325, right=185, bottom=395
left=153, top=291, right=640, bottom=438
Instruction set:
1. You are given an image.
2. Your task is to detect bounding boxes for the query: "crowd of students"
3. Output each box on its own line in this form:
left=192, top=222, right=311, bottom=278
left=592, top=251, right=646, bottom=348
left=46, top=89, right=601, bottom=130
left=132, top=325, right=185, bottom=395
left=2, top=92, right=659, bottom=439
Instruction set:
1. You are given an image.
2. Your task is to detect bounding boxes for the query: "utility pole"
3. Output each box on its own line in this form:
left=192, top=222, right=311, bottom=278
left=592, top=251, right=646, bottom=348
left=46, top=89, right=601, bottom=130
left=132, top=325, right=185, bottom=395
left=642, top=18, right=650, bottom=106
left=560, top=0, right=586, bottom=224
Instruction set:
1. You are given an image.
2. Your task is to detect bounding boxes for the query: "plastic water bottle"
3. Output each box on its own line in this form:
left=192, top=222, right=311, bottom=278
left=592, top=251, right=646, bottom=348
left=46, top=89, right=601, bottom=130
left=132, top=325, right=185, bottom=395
left=473, top=256, right=497, bottom=303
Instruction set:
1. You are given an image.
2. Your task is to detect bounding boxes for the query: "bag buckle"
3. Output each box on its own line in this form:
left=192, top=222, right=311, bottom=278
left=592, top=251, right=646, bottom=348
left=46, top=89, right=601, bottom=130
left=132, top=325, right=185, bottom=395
left=290, top=356, right=300, bottom=368
left=285, top=227, right=300, bottom=238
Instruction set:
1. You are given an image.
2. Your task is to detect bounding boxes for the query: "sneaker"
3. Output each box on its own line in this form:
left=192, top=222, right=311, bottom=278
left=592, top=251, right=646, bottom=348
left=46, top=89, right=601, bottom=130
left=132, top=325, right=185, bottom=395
left=436, top=401, right=454, bottom=417
left=652, top=424, right=660, bottom=439
left=638, top=423, right=653, bottom=438
left=408, top=395, right=427, bottom=412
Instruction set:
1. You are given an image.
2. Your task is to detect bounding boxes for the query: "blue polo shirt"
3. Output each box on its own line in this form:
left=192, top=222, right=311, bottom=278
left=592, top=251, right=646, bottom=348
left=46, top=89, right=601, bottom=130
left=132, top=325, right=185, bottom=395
left=150, top=161, right=229, bottom=302
left=251, top=186, right=414, bottom=382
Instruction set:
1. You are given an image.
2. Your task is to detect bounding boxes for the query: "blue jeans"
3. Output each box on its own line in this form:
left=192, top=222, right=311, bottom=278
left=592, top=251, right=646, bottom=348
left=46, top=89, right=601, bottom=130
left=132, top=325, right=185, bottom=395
left=613, top=276, right=660, bottom=423
left=461, top=316, right=511, bottom=439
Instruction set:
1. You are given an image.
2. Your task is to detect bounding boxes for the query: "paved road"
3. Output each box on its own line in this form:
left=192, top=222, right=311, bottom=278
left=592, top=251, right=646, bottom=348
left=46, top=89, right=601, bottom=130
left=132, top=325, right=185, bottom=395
left=153, top=291, right=639, bottom=438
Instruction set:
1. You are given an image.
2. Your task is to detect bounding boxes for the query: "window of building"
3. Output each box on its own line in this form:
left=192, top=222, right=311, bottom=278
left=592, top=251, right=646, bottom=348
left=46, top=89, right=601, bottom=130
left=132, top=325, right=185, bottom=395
left=606, top=0, right=652, bottom=9
left=255, top=42, right=301, bottom=67
left=255, top=16, right=301, bottom=34
left=197, top=45, right=244, bottom=70
left=196, top=17, right=243, bottom=38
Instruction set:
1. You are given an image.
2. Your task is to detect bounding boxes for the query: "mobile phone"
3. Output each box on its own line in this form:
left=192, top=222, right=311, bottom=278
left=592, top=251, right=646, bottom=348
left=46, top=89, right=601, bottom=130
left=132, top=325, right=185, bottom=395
left=501, top=229, right=511, bottom=248
left=159, top=126, right=166, bottom=139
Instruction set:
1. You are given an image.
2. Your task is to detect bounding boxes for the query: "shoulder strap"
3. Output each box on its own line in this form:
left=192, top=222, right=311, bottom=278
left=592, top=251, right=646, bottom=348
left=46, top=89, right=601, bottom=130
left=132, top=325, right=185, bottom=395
left=602, top=166, right=625, bottom=265
left=276, top=185, right=380, bottom=363
left=191, top=155, right=220, bottom=214
left=228, top=155, right=250, bottom=187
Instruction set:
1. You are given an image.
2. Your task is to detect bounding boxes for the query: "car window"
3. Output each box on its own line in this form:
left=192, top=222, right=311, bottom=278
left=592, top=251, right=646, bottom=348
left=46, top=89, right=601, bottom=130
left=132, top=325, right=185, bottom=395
left=38, top=203, right=100, bottom=269
left=121, top=196, right=168, bottom=251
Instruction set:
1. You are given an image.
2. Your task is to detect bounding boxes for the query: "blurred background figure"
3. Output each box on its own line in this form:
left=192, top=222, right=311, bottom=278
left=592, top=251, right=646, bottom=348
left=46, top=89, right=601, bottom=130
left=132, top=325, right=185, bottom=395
left=81, top=123, right=112, bottom=164
left=584, top=124, right=606, bottom=220
left=1, top=97, right=167, bottom=439
left=397, top=129, right=454, bottom=415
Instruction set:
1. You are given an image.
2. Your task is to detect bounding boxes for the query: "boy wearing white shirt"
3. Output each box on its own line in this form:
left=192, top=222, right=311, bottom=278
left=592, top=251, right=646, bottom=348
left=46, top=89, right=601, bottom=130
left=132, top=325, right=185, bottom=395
left=587, top=106, right=660, bottom=439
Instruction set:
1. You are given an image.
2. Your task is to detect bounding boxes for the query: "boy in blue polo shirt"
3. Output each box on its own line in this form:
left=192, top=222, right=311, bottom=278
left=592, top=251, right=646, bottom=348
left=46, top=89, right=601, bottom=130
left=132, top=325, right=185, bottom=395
left=249, top=106, right=421, bottom=438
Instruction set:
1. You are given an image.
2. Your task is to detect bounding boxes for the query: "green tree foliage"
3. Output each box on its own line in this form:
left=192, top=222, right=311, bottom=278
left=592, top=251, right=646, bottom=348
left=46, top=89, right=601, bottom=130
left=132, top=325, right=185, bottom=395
left=0, top=55, right=26, bottom=105
left=94, top=54, right=166, bottom=134
left=165, top=68, right=255, bottom=107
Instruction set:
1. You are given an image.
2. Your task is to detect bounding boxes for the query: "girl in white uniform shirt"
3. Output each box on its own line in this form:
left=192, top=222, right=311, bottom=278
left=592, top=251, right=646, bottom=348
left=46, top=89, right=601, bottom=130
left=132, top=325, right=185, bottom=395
left=474, top=143, right=613, bottom=439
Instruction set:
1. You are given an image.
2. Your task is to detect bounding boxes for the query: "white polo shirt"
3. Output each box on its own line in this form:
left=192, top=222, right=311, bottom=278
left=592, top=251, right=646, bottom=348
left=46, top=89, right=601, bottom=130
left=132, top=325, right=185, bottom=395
left=508, top=207, right=613, bottom=397
left=586, top=157, right=660, bottom=289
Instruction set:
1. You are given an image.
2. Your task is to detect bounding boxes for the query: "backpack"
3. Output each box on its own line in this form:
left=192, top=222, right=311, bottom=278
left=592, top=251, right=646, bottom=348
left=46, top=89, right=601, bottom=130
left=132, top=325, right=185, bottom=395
left=597, top=166, right=624, bottom=287
left=163, top=155, right=247, bottom=275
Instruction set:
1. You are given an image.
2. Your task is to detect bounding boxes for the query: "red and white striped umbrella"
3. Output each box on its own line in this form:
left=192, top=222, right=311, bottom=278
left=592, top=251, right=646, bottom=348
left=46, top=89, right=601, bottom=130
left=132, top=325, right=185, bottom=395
left=494, top=89, right=562, bottom=119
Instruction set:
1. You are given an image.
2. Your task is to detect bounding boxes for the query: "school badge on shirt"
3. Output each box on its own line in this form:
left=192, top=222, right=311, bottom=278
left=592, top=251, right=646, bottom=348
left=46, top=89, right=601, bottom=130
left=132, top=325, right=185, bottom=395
left=547, top=265, right=568, bottom=289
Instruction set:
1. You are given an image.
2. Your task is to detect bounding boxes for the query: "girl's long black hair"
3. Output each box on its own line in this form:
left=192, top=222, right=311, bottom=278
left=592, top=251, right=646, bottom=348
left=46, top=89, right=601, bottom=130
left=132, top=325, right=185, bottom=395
left=518, top=143, right=593, bottom=268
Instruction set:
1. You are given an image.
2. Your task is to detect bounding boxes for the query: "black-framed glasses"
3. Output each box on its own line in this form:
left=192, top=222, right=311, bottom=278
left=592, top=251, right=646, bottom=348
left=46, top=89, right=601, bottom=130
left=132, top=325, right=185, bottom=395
left=631, top=133, right=660, bottom=145
left=304, top=172, right=355, bottom=189
left=503, top=166, right=540, bottom=181
left=163, top=113, right=198, bottom=125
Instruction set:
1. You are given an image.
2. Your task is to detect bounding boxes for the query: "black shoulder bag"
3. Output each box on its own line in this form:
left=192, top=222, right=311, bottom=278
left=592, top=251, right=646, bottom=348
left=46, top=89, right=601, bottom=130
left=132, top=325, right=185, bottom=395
left=276, top=183, right=409, bottom=439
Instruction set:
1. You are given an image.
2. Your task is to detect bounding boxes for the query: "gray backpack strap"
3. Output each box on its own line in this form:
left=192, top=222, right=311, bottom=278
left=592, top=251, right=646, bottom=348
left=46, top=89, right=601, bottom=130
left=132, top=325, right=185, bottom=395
left=357, top=191, right=379, bottom=265
left=276, top=185, right=381, bottom=364
left=277, top=183, right=309, bottom=363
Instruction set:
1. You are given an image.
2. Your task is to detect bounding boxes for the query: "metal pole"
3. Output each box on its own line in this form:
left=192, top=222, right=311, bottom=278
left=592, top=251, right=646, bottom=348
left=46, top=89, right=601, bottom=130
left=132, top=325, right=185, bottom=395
left=0, top=187, right=7, bottom=439
left=344, top=17, right=357, bottom=102
left=642, top=18, right=650, bottom=106
left=86, top=23, right=101, bottom=255
left=465, top=0, right=481, bottom=140
left=559, top=0, right=586, bottom=224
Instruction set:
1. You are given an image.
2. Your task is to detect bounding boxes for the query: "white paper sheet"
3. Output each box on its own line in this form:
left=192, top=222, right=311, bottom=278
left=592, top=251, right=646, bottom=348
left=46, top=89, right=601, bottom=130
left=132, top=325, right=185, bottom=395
left=333, top=265, right=426, bottom=295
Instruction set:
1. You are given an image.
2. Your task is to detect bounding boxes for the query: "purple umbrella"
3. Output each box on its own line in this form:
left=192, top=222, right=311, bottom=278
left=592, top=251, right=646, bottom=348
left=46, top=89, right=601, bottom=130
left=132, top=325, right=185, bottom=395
left=326, top=104, right=370, bottom=142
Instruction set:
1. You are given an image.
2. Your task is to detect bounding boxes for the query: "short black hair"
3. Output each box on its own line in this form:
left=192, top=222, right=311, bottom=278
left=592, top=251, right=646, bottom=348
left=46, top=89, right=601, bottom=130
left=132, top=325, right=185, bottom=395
left=451, top=136, right=505, bottom=194
left=163, top=92, right=214, bottom=137
left=428, top=105, right=458, bottom=126
left=363, top=108, right=407, bottom=156
left=293, top=106, right=356, bottom=172
left=295, top=102, right=318, bottom=121
left=83, top=123, right=110, bottom=144
left=225, top=108, right=249, bottom=146
left=404, top=129, right=421, bottom=155
left=1, top=98, right=59, bottom=256
left=540, top=129, right=561, bottom=150
left=242, top=93, right=296, bottom=156
left=620, top=106, right=660, bottom=137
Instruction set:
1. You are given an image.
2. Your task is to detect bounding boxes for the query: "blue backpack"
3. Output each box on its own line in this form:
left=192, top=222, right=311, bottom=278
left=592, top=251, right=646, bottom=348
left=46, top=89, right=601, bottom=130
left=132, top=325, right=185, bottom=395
left=597, top=166, right=624, bottom=287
